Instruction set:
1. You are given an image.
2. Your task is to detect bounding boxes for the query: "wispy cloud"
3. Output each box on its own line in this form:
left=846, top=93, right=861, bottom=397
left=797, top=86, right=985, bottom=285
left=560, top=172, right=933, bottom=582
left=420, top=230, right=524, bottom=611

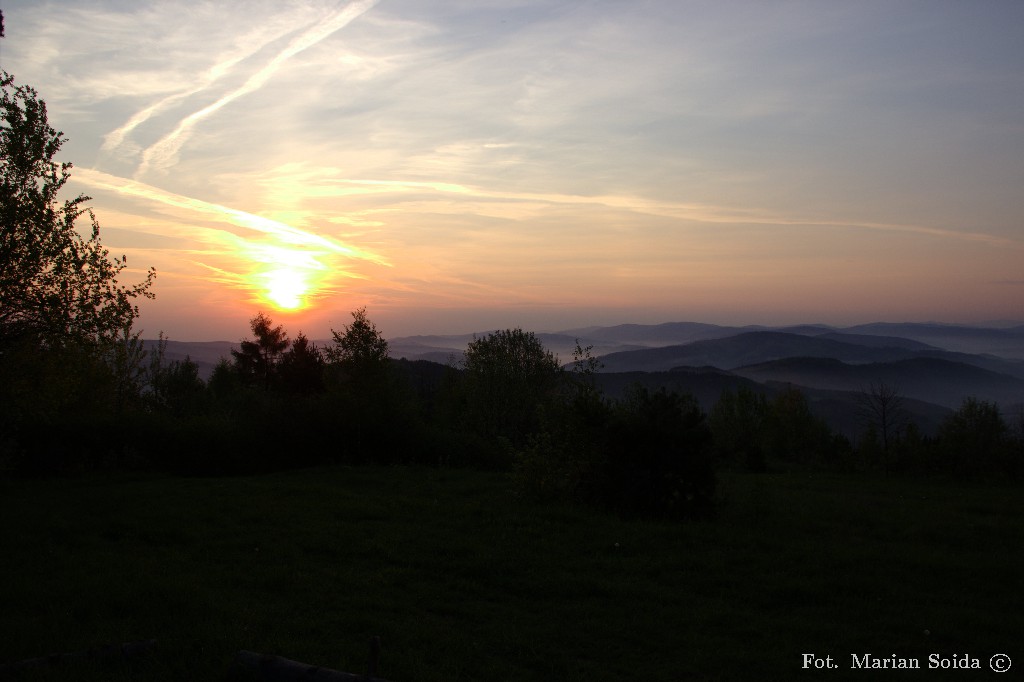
left=75, top=167, right=387, bottom=263
left=227, top=164, right=1023, bottom=250
left=135, top=0, right=380, bottom=176
left=101, top=24, right=294, bottom=159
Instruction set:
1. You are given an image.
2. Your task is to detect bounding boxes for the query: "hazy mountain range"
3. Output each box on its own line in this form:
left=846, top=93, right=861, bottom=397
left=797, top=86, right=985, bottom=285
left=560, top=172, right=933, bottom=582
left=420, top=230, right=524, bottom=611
left=147, top=321, right=1024, bottom=437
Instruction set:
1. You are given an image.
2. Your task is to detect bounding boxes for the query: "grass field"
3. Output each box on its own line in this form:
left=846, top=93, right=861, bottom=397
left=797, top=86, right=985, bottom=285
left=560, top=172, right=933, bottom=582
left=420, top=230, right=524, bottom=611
left=0, top=465, right=1020, bottom=680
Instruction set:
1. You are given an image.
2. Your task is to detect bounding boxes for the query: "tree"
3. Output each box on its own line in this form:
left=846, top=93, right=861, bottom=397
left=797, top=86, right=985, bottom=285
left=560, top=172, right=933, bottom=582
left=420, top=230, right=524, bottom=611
left=231, top=312, right=289, bottom=390
left=856, top=381, right=907, bottom=474
left=146, top=332, right=205, bottom=416
left=461, top=328, right=561, bottom=444
left=763, top=386, right=838, bottom=465
left=279, top=332, right=324, bottom=394
left=326, top=306, right=389, bottom=379
left=569, top=338, right=602, bottom=401
left=0, top=72, right=154, bottom=349
left=937, top=397, right=1008, bottom=476
left=709, top=387, right=769, bottom=472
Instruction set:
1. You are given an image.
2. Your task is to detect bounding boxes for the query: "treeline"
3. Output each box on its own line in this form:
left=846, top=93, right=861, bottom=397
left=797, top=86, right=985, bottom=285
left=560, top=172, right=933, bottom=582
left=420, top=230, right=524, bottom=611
left=709, top=386, right=1024, bottom=480
left=4, top=308, right=1023, bottom=516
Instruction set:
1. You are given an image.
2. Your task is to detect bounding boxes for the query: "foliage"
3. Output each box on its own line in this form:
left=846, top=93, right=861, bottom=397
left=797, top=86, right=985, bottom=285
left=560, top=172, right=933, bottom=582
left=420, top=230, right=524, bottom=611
left=762, top=386, right=845, bottom=465
left=0, top=72, right=154, bottom=350
left=708, top=387, right=769, bottom=472
left=278, top=332, right=325, bottom=395
left=230, top=312, right=288, bottom=390
left=460, top=328, right=562, bottom=445
left=937, top=397, right=1010, bottom=477
left=326, top=306, right=389, bottom=373
left=512, top=393, right=612, bottom=503
left=0, top=72, right=156, bottom=470
left=146, top=333, right=205, bottom=416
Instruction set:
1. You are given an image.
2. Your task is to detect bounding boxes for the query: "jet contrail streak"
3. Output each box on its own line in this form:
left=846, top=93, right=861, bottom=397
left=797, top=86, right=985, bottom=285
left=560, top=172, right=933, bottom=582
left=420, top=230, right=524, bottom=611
left=136, top=0, right=379, bottom=177
left=75, top=167, right=388, bottom=266
left=103, top=30, right=289, bottom=155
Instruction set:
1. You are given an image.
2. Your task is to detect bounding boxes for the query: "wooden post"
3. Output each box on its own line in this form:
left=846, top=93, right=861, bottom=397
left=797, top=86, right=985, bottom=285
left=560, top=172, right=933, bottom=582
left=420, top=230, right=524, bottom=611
left=368, top=636, right=381, bottom=677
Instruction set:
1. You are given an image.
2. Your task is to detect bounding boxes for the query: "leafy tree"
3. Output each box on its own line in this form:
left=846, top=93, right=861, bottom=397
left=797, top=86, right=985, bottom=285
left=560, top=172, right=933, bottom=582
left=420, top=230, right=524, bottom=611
left=513, top=343, right=609, bottom=502
left=279, top=332, right=325, bottom=394
left=0, top=72, right=154, bottom=349
left=763, top=386, right=839, bottom=465
left=0, top=71, right=154, bottom=470
left=326, top=306, right=389, bottom=381
left=937, top=397, right=1009, bottom=476
left=461, top=328, right=561, bottom=444
left=231, top=312, right=289, bottom=390
left=146, top=332, right=205, bottom=416
left=569, top=338, right=602, bottom=400
left=325, top=308, right=420, bottom=463
left=104, top=321, right=148, bottom=413
left=709, top=387, right=769, bottom=472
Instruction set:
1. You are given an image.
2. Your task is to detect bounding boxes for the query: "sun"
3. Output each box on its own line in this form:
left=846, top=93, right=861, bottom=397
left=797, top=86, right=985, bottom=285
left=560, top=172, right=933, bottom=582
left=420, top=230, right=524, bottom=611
left=263, top=267, right=309, bottom=310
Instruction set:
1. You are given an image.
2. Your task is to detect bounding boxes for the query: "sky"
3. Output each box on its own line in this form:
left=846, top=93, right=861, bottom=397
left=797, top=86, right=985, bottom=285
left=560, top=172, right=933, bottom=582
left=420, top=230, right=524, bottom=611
left=2, top=0, right=1023, bottom=340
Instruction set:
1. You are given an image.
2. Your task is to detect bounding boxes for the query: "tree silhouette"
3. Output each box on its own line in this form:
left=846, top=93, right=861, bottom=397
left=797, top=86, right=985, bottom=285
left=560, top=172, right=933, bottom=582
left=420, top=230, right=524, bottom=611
left=326, top=307, right=389, bottom=373
left=938, top=397, right=1008, bottom=476
left=461, top=328, right=561, bottom=444
left=857, top=382, right=907, bottom=475
left=231, top=312, right=289, bottom=390
left=0, top=72, right=154, bottom=349
left=279, top=332, right=324, bottom=394
left=709, top=387, right=769, bottom=472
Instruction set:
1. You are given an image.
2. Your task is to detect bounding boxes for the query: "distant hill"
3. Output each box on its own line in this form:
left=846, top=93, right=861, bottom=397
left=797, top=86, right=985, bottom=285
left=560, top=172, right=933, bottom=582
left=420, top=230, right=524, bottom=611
left=815, top=332, right=939, bottom=352
left=593, top=366, right=764, bottom=409
left=733, top=356, right=1024, bottom=410
left=142, top=339, right=235, bottom=380
left=558, top=321, right=753, bottom=346
left=842, top=322, right=1024, bottom=359
left=596, top=331, right=914, bottom=373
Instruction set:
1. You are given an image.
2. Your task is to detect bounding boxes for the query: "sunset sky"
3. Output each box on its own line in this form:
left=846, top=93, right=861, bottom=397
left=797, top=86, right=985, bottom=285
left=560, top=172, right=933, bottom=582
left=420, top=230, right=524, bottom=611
left=3, top=0, right=1023, bottom=340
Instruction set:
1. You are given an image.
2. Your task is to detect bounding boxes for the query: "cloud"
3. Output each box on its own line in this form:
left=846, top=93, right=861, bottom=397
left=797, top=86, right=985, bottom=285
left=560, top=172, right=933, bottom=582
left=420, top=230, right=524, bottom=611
left=101, top=24, right=295, bottom=158
left=75, top=167, right=387, bottom=263
left=135, top=0, right=380, bottom=176
left=219, top=162, right=1024, bottom=250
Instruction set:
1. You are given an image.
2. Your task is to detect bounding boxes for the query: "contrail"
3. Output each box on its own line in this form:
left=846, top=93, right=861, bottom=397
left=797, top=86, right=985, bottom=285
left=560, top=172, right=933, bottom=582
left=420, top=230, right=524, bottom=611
left=75, top=167, right=388, bottom=265
left=102, top=28, right=290, bottom=156
left=137, top=0, right=379, bottom=177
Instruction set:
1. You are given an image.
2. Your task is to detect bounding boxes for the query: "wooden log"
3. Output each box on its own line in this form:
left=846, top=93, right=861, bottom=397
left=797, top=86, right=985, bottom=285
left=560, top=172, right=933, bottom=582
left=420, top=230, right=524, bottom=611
left=228, top=650, right=393, bottom=682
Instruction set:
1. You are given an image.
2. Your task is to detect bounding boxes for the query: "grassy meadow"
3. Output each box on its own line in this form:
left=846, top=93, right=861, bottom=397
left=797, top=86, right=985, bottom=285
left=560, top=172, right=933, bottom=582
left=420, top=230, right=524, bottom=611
left=0, top=466, right=1021, bottom=680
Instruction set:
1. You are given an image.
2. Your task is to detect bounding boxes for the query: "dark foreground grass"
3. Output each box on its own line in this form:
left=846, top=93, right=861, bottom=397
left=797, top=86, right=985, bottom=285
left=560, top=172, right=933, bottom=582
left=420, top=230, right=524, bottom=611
left=0, top=466, right=1021, bottom=680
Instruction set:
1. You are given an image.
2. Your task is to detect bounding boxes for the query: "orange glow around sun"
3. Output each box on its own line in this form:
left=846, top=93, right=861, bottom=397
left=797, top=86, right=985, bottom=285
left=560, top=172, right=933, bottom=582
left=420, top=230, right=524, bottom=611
left=246, top=244, right=329, bottom=312
left=262, top=267, right=309, bottom=310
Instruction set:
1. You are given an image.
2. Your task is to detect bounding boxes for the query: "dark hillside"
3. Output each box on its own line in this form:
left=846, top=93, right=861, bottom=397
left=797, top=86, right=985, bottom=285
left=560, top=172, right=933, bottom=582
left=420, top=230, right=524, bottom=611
left=734, top=356, right=1024, bottom=410
left=843, top=323, right=1024, bottom=358
left=593, top=367, right=765, bottom=409
left=817, top=332, right=938, bottom=351
left=597, top=331, right=912, bottom=373
left=559, top=321, right=748, bottom=346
